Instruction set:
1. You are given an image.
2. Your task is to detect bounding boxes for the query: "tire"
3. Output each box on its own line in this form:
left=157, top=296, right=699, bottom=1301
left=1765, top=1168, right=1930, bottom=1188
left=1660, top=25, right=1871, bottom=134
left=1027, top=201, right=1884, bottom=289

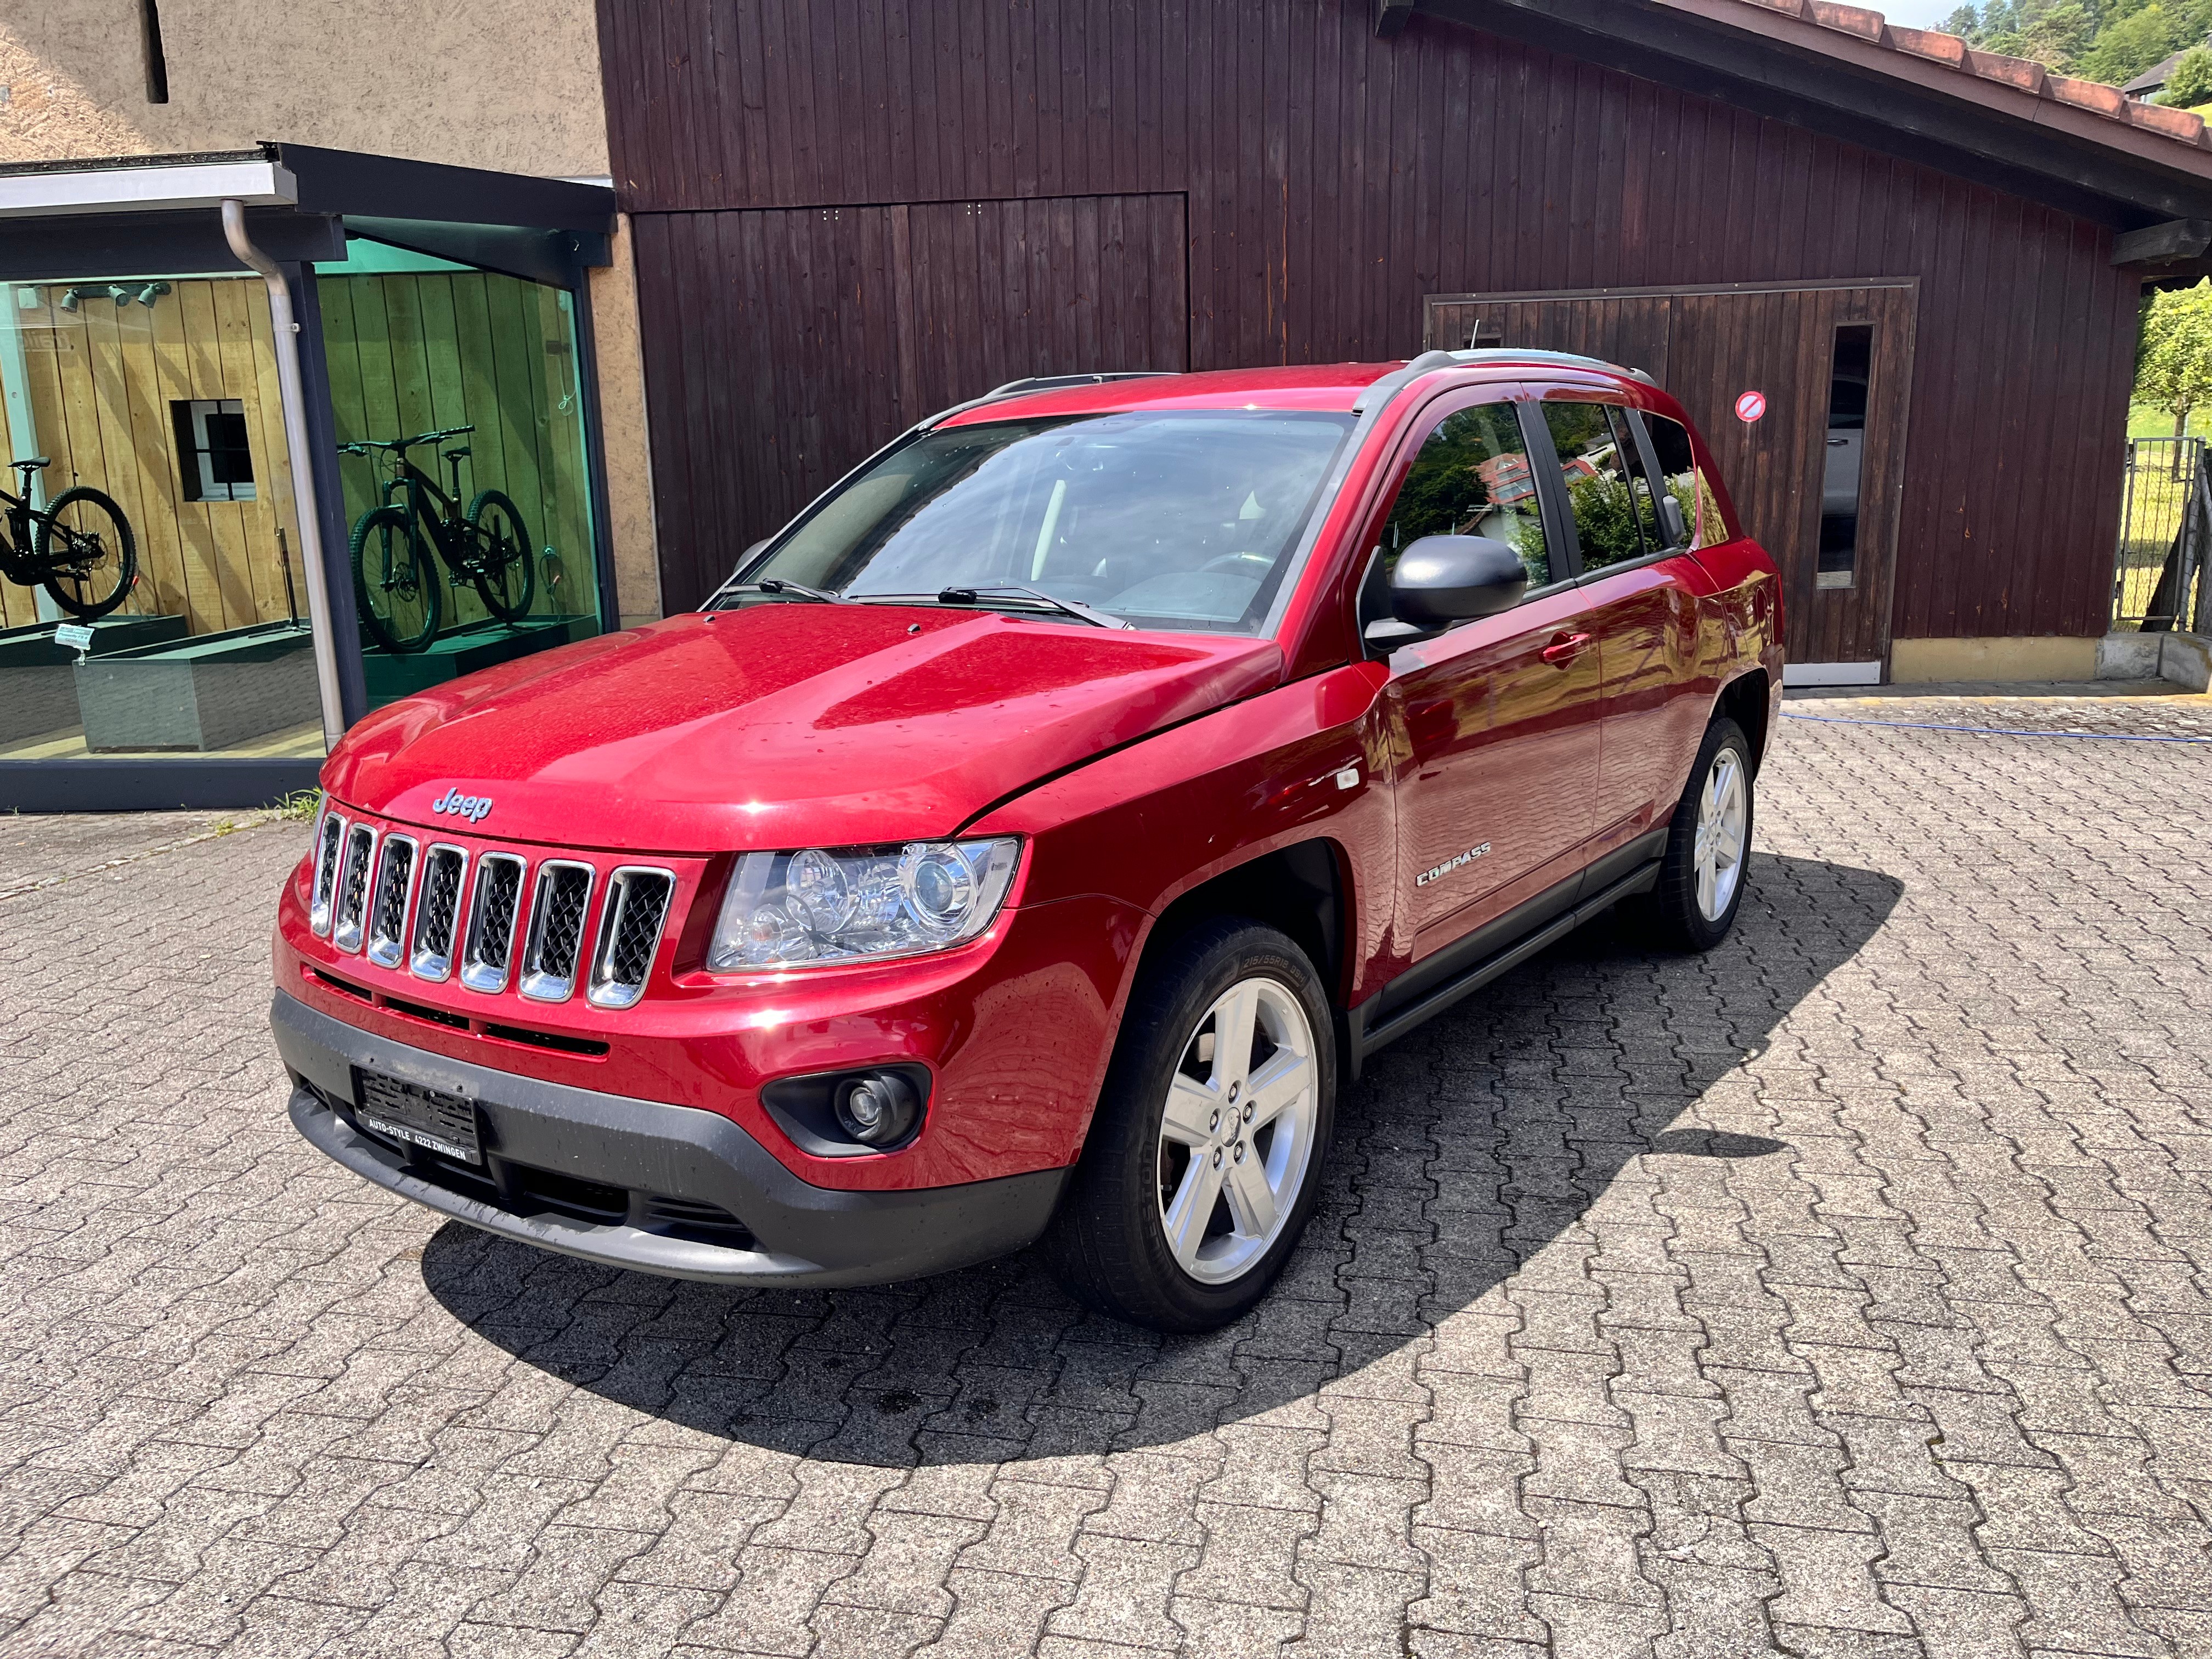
left=350, top=504, right=442, bottom=654
left=1626, top=714, right=1754, bottom=952
left=1043, top=919, right=1336, bottom=1332
left=36, top=486, right=137, bottom=620
left=467, top=489, right=535, bottom=622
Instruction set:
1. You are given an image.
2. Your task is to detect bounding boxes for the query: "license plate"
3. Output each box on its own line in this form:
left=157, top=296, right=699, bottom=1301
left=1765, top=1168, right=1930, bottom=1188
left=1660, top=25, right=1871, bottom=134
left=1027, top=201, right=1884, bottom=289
left=354, top=1069, right=482, bottom=1165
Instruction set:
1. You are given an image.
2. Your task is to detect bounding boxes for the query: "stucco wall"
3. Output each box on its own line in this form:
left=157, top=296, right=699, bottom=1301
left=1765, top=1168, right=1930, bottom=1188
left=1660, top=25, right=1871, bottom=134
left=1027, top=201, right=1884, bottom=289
left=0, top=1, right=662, bottom=623
left=0, top=2, right=607, bottom=174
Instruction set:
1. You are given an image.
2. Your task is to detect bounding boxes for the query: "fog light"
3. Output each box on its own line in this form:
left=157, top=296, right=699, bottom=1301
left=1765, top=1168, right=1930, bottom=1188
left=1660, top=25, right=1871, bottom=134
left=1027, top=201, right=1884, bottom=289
left=834, top=1070, right=920, bottom=1147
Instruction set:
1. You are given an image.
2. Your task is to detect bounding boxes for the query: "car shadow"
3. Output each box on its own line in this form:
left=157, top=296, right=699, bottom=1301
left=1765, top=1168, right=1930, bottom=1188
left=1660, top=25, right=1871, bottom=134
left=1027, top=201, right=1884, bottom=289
left=420, top=851, right=1900, bottom=1466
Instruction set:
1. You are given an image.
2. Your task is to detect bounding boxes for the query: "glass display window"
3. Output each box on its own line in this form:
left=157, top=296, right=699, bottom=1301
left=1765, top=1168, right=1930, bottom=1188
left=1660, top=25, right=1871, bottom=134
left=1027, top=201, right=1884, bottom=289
left=314, top=237, right=605, bottom=707
left=0, top=272, right=323, bottom=761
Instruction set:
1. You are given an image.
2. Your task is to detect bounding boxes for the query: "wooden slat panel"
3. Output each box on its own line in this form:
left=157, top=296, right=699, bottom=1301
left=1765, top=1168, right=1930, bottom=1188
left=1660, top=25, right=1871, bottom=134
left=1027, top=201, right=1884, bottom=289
left=634, top=192, right=1192, bottom=612
left=603, top=0, right=2142, bottom=644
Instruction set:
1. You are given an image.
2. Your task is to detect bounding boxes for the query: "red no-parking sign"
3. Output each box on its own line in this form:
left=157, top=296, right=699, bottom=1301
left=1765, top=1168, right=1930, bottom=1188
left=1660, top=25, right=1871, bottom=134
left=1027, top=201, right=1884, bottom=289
left=1734, top=389, right=1768, bottom=423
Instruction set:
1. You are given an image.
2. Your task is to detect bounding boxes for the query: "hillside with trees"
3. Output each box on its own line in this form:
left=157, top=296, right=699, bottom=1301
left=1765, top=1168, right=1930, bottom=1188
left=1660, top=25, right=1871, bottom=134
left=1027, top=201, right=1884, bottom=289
left=1939, top=0, right=2211, bottom=92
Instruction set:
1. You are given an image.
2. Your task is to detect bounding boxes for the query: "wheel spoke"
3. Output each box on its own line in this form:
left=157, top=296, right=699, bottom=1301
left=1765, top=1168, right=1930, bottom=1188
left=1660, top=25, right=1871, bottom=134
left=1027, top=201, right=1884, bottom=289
left=1163, top=1154, right=1225, bottom=1268
left=1696, top=857, right=1717, bottom=916
left=1244, top=1047, right=1312, bottom=1129
left=1212, top=981, right=1261, bottom=1091
left=1161, top=1076, right=1217, bottom=1148
left=1223, top=1154, right=1277, bottom=1239
left=1713, top=817, right=1743, bottom=864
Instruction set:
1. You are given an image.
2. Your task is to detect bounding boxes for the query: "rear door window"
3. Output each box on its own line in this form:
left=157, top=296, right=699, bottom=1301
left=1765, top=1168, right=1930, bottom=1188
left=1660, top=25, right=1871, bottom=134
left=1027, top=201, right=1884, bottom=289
left=1539, top=402, right=1646, bottom=572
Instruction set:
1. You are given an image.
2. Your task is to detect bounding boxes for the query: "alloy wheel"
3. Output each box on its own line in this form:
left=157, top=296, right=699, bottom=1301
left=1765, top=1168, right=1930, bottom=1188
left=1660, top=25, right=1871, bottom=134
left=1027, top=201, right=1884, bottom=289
left=1692, top=746, right=1748, bottom=920
left=1155, top=974, right=1319, bottom=1284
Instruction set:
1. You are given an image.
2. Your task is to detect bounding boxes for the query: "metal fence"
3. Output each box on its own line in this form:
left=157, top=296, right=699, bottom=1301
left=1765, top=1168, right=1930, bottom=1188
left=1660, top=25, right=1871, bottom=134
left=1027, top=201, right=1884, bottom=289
left=2114, top=435, right=2212, bottom=633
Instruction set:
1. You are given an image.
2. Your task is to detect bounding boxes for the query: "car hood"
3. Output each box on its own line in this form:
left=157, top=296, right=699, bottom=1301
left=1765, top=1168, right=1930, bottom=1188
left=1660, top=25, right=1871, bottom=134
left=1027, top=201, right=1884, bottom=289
left=323, top=605, right=1285, bottom=853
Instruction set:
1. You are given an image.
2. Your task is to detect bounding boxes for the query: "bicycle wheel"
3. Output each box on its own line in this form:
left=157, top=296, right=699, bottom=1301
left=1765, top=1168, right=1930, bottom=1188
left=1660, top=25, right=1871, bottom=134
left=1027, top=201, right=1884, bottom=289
left=350, top=504, right=442, bottom=653
left=466, top=489, right=535, bottom=622
left=35, top=487, right=138, bottom=620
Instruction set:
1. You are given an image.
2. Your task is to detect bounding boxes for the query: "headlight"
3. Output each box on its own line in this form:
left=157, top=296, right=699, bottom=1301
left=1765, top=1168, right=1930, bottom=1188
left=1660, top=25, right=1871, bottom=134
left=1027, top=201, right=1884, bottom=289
left=707, top=838, right=1020, bottom=970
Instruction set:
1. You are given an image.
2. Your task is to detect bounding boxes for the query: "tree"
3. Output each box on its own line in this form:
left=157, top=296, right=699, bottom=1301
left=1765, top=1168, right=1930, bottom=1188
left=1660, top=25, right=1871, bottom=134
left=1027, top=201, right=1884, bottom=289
left=2162, top=41, right=2212, bottom=101
left=2137, top=278, right=2212, bottom=438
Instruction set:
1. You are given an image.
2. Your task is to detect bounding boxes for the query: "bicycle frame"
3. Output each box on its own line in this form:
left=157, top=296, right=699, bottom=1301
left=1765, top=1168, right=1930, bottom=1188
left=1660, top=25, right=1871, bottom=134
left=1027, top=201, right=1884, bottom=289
left=378, top=455, right=473, bottom=578
left=0, top=484, right=44, bottom=582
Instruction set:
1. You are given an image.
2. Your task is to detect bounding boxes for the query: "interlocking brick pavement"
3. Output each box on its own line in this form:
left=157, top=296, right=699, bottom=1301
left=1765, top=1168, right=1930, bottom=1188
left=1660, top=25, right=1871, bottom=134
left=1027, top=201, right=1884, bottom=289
left=4, top=690, right=2212, bottom=1657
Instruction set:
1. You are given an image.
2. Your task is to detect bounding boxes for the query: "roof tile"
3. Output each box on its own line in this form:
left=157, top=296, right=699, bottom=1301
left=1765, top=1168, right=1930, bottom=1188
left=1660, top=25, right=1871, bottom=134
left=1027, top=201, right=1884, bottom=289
left=1966, top=49, right=2049, bottom=93
left=2127, top=98, right=2212, bottom=145
left=1885, top=26, right=1968, bottom=68
left=1701, top=0, right=2212, bottom=163
left=2046, top=74, right=2128, bottom=117
left=1808, top=1, right=1885, bottom=42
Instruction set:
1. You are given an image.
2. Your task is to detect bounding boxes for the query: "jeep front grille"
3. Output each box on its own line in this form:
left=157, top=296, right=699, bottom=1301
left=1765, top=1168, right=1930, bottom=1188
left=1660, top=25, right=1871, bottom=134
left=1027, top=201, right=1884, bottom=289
left=409, top=846, right=467, bottom=981
left=332, top=822, right=377, bottom=952
left=520, top=861, right=595, bottom=1002
left=309, top=808, right=346, bottom=936
left=588, top=867, right=675, bottom=1009
left=460, top=853, right=526, bottom=993
left=365, top=834, right=417, bottom=968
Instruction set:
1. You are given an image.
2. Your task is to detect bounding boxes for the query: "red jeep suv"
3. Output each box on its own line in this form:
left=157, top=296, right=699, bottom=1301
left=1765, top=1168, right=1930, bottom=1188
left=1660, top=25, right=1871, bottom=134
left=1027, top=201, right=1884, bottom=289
left=272, top=350, right=1781, bottom=1331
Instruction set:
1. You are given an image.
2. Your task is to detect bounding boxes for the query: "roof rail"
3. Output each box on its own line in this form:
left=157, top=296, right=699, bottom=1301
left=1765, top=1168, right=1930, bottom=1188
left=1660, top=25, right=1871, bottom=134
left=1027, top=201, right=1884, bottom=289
left=1352, top=346, right=1656, bottom=421
left=1448, top=346, right=1652, bottom=382
left=920, top=370, right=1182, bottom=428
left=1349, top=349, right=1459, bottom=414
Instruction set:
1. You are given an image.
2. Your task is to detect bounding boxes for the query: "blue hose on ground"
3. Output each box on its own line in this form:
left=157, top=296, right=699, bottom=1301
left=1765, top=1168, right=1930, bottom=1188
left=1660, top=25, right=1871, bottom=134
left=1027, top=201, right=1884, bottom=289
left=1781, top=711, right=2212, bottom=744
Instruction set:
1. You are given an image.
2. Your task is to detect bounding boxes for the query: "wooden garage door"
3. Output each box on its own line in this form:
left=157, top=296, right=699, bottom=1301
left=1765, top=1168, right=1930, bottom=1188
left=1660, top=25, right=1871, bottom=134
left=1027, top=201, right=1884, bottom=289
left=634, top=193, right=1190, bottom=613
left=1426, top=281, right=1918, bottom=672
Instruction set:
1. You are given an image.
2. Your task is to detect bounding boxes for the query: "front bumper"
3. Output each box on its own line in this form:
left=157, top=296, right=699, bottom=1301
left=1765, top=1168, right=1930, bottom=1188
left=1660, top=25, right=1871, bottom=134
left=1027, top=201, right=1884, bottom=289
left=273, top=989, right=1069, bottom=1286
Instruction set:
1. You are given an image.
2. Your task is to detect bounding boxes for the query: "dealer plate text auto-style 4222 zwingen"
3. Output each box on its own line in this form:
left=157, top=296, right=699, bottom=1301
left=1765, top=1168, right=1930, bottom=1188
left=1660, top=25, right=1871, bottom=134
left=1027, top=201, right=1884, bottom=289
left=271, top=350, right=1781, bottom=1332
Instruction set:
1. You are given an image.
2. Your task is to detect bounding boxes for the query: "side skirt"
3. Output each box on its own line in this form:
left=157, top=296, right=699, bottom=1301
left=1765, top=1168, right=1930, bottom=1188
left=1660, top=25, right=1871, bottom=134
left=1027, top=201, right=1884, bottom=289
left=1345, top=856, right=1662, bottom=1076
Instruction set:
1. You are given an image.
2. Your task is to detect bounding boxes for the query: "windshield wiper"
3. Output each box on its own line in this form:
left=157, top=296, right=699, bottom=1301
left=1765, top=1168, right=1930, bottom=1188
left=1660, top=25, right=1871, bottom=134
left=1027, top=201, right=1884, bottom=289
left=746, top=578, right=849, bottom=604
left=911, top=584, right=1132, bottom=630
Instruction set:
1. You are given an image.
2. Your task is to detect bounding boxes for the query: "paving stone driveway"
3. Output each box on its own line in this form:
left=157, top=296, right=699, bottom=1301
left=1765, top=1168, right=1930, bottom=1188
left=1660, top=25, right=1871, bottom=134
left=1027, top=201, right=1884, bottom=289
left=4, top=691, right=2212, bottom=1659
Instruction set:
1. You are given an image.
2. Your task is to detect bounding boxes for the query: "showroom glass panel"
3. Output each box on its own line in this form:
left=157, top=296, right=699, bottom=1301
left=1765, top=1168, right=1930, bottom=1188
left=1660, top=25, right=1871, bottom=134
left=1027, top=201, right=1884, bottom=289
left=313, top=238, right=604, bottom=708
left=0, top=272, right=325, bottom=763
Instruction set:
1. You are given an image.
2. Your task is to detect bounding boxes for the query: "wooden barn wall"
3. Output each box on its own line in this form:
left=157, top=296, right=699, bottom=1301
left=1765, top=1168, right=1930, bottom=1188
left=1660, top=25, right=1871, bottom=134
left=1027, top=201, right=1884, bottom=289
left=596, top=0, right=2143, bottom=640
left=2, top=277, right=300, bottom=636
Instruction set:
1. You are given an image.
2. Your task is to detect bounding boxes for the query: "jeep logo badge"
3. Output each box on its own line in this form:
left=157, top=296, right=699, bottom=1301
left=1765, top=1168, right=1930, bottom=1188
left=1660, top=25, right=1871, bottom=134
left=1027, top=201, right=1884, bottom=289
left=430, top=787, right=494, bottom=824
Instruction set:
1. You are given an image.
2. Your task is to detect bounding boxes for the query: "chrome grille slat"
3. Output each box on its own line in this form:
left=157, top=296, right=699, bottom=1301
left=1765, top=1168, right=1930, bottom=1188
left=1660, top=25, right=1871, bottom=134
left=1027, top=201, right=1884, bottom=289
left=332, top=823, right=378, bottom=953
left=364, top=834, right=419, bottom=969
left=460, top=853, right=527, bottom=994
left=309, top=808, right=346, bottom=936
left=588, top=867, right=675, bottom=1009
left=520, top=860, right=595, bottom=1003
left=409, top=845, right=468, bottom=982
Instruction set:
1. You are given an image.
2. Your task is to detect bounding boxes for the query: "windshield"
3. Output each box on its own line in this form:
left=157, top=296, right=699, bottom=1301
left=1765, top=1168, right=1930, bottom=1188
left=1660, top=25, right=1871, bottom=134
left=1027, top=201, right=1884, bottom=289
left=732, top=409, right=1357, bottom=633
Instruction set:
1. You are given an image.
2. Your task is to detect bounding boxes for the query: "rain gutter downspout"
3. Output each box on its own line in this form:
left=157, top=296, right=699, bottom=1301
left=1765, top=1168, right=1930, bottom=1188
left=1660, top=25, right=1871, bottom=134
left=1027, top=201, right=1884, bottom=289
left=222, top=199, right=345, bottom=751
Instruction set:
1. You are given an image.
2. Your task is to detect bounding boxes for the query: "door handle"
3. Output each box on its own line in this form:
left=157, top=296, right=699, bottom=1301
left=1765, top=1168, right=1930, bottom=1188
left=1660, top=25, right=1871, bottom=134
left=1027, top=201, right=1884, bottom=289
left=1541, top=631, right=1592, bottom=667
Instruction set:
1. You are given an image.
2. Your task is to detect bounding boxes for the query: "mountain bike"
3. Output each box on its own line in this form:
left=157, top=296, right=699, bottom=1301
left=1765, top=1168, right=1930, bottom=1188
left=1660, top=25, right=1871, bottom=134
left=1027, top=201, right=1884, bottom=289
left=0, top=458, right=138, bottom=620
left=343, top=426, right=534, bottom=654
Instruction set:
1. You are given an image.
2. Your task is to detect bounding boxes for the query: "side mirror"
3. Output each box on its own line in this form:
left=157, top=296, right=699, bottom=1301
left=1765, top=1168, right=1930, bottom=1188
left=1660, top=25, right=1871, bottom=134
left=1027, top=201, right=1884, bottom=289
left=1657, top=494, right=1688, bottom=548
left=1387, top=535, right=1528, bottom=627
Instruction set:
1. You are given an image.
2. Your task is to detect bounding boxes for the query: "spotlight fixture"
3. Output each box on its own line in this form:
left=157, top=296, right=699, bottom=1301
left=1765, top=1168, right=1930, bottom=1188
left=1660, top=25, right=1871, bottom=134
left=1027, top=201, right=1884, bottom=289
left=106, top=285, right=133, bottom=305
left=57, top=287, right=81, bottom=312
left=134, top=282, right=171, bottom=306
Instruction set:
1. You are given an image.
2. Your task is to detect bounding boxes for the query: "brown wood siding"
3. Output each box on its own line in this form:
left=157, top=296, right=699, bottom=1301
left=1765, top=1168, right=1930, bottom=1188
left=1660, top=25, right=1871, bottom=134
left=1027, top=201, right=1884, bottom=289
left=598, top=0, right=2142, bottom=640
left=633, top=193, right=1189, bottom=610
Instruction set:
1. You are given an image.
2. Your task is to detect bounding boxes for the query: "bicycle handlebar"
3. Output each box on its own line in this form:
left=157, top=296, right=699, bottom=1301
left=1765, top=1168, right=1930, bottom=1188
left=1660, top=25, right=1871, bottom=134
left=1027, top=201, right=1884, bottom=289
left=337, top=425, right=476, bottom=457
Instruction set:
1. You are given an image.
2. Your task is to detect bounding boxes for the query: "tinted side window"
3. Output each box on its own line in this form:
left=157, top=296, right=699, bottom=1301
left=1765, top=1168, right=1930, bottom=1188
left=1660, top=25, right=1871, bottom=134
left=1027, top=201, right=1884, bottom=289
left=1541, top=401, right=1646, bottom=572
left=1381, top=402, right=1549, bottom=589
left=1644, top=414, right=1730, bottom=550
